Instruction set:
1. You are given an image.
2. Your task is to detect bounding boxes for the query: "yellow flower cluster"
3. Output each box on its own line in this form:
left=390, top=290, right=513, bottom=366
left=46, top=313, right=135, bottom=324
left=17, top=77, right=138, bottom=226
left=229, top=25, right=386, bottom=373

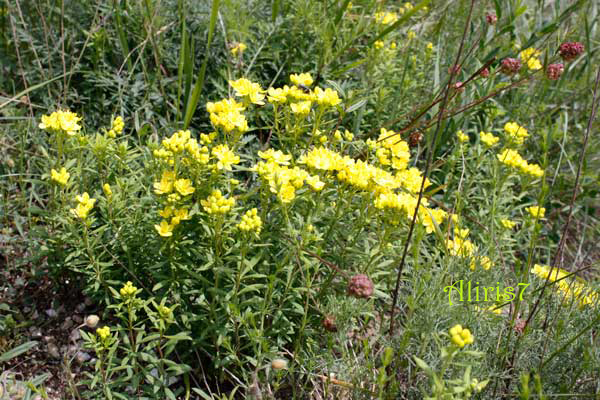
left=470, top=255, right=493, bottom=271
left=479, top=131, right=499, bottom=147
left=297, top=146, right=445, bottom=232
left=500, top=218, right=516, bottom=229
left=70, top=192, right=96, bottom=219
left=207, top=98, right=249, bottom=133
left=526, top=205, right=545, bottom=218
left=497, top=149, right=544, bottom=178
left=120, top=281, right=138, bottom=297
left=238, top=208, right=262, bottom=233
left=374, top=11, right=398, bottom=25
left=201, top=190, right=236, bottom=214
left=157, top=304, right=172, bottom=319
left=258, top=148, right=292, bottom=165
left=262, top=73, right=341, bottom=113
left=230, top=42, right=247, bottom=56
left=153, top=129, right=210, bottom=166
left=503, top=121, right=529, bottom=144
left=531, top=264, right=597, bottom=307
left=153, top=171, right=196, bottom=197
left=519, top=48, right=542, bottom=71
left=445, top=227, right=476, bottom=257
left=449, top=324, right=474, bottom=348
left=155, top=206, right=191, bottom=237
left=107, top=116, right=124, bottom=138
left=39, top=109, right=82, bottom=136
left=254, top=156, right=324, bottom=203
left=50, top=167, right=70, bottom=186
left=456, top=130, right=469, bottom=143
left=96, top=326, right=110, bottom=341
left=374, top=40, right=384, bottom=49
left=370, top=128, right=411, bottom=170
left=229, top=78, right=266, bottom=105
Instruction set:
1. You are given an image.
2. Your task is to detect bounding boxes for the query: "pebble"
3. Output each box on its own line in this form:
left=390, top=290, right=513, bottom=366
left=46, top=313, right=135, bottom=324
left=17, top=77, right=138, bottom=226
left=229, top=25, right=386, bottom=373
left=45, top=309, right=57, bottom=318
left=47, top=343, right=60, bottom=359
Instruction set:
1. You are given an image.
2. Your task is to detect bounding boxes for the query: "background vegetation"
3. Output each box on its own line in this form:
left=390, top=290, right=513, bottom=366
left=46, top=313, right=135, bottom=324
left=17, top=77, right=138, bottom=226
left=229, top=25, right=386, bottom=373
left=1, top=0, right=599, bottom=398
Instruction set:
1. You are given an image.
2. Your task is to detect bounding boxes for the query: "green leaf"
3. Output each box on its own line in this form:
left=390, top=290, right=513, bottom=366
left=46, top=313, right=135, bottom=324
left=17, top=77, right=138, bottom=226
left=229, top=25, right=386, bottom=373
left=0, top=341, right=38, bottom=363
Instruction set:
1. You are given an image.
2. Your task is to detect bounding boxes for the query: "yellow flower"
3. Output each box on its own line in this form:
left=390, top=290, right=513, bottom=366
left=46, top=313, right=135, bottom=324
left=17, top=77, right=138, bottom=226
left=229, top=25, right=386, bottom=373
left=238, top=208, right=262, bottom=233
left=108, top=116, right=124, bottom=138
left=229, top=78, right=266, bottom=105
left=313, top=87, right=342, bottom=107
left=290, top=100, right=312, bottom=115
left=96, top=326, right=110, bottom=341
left=50, top=167, right=70, bottom=186
left=407, top=30, right=416, bottom=40
left=155, top=220, right=174, bottom=237
left=120, top=281, right=138, bottom=297
left=519, top=48, right=542, bottom=71
left=426, top=42, right=434, bottom=51
left=449, top=324, right=474, bottom=348
left=306, top=175, right=325, bottom=191
left=212, top=144, right=240, bottom=171
left=374, top=11, right=398, bottom=25
left=258, top=148, right=292, bottom=165
left=159, top=206, right=174, bottom=218
left=103, top=183, right=112, bottom=198
left=500, top=219, right=516, bottom=229
left=154, top=171, right=176, bottom=195
left=456, top=130, right=469, bottom=143
left=504, top=121, right=529, bottom=144
left=374, top=40, right=384, bottom=49
left=171, top=208, right=191, bottom=225
left=231, top=42, right=247, bottom=56
left=174, top=179, right=195, bottom=196
left=70, top=192, right=96, bottom=220
left=390, top=42, right=397, bottom=50
left=290, top=73, right=313, bottom=87
left=526, top=206, right=545, bottom=218
left=267, top=87, right=287, bottom=104
left=479, top=131, right=499, bottom=147
left=39, top=109, right=82, bottom=136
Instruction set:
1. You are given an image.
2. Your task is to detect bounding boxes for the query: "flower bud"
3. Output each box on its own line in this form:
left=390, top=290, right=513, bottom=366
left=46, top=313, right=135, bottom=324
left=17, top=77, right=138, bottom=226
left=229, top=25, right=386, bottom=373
left=85, top=315, right=99, bottom=328
left=271, top=358, right=288, bottom=370
left=480, top=67, right=490, bottom=78
left=546, top=63, right=564, bottom=80
left=500, top=58, right=521, bottom=75
left=347, top=274, right=374, bottom=299
left=322, top=315, right=338, bottom=332
left=485, top=13, right=497, bottom=25
left=558, top=42, right=584, bottom=62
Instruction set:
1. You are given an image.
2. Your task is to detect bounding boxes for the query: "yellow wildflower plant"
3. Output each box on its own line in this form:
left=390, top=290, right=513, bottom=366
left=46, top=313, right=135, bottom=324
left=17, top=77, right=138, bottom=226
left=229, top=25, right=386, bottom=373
left=107, top=116, right=124, bottom=138
left=258, top=148, right=292, bottom=165
left=497, top=149, right=544, bottom=178
left=39, top=109, right=82, bottom=136
left=70, top=192, right=96, bottom=220
left=374, top=11, right=398, bottom=25
left=531, top=264, right=597, bottom=308
left=290, top=100, right=312, bottom=115
left=230, top=42, right=247, bottom=56
left=526, top=205, right=545, bottom=218
left=96, top=326, right=111, bottom=341
left=50, top=167, right=70, bottom=186
left=120, top=281, right=138, bottom=297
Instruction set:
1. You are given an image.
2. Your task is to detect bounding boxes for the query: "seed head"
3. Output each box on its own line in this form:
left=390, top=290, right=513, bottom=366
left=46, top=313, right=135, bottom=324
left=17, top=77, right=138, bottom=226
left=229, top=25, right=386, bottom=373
left=558, top=42, right=584, bottom=62
left=500, top=58, right=521, bottom=75
left=546, top=63, right=564, bottom=81
left=347, top=274, right=374, bottom=299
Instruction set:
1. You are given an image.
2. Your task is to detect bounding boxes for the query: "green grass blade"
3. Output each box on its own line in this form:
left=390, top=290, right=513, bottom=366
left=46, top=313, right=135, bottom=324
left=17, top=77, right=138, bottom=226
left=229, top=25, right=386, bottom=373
left=113, top=0, right=133, bottom=72
left=0, top=72, right=73, bottom=109
left=183, top=0, right=220, bottom=129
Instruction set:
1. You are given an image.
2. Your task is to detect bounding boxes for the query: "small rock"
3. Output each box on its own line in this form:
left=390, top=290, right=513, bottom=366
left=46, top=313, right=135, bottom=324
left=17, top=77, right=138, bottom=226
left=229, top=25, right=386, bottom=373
left=62, top=317, right=74, bottom=330
left=45, top=309, right=58, bottom=318
left=30, top=327, right=42, bottom=339
left=47, top=343, right=60, bottom=359
left=43, top=336, right=53, bottom=343
left=75, top=351, right=91, bottom=364
left=72, top=315, right=83, bottom=324
left=84, top=297, right=93, bottom=306
left=70, top=329, right=81, bottom=342
left=75, top=303, right=86, bottom=313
